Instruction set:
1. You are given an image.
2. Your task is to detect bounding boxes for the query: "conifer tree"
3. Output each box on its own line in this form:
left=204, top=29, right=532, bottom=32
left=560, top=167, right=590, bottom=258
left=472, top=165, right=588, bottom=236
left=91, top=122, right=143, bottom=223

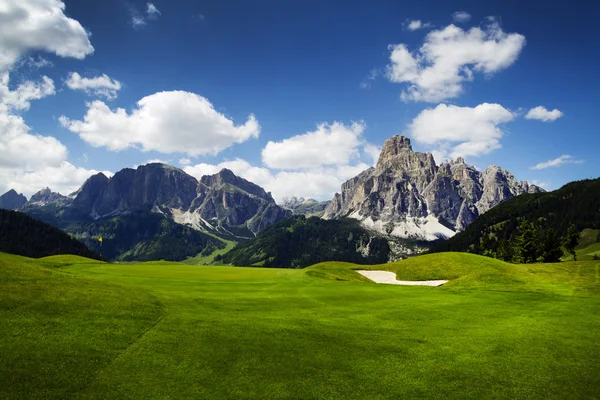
left=514, top=219, right=538, bottom=264
left=564, top=224, right=580, bottom=261
left=541, top=228, right=563, bottom=263
left=496, top=238, right=513, bottom=262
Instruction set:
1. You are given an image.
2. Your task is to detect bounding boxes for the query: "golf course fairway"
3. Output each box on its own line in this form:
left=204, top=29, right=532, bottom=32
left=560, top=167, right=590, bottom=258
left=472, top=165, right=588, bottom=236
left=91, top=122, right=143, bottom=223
left=1, top=252, right=599, bottom=399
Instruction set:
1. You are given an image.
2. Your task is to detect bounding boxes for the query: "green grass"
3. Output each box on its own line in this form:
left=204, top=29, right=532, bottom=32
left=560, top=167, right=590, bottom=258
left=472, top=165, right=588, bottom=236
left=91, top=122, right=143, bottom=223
left=1, top=251, right=599, bottom=399
left=182, top=240, right=236, bottom=265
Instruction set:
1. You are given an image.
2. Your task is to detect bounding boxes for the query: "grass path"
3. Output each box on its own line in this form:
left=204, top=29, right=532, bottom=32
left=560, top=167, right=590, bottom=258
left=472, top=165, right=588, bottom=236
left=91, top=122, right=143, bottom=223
left=1, top=252, right=600, bottom=399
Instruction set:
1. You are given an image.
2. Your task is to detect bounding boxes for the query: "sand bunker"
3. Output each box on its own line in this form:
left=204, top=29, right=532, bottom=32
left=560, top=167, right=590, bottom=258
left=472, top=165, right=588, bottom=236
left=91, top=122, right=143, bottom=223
left=356, top=270, right=448, bottom=286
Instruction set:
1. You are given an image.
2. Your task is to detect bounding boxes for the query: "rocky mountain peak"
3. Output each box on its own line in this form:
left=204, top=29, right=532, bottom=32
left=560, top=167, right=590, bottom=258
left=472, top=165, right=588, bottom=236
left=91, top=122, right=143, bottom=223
left=324, top=134, right=546, bottom=243
left=376, top=135, right=413, bottom=168
left=27, top=188, right=68, bottom=207
left=201, top=168, right=272, bottom=201
left=0, top=189, right=27, bottom=210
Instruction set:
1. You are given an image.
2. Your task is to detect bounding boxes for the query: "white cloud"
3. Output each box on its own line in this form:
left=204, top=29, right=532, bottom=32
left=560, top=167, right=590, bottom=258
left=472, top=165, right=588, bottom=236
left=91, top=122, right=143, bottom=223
left=0, top=93, right=103, bottom=197
left=0, top=72, right=55, bottom=111
left=130, top=2, right=161, bottom=28
left=406, top=20, right=432, bottom=31
left=386, top=18, right=525, bottom=102
left=179, top=158, right=191, bottom=166
left=452, top=11, right=472, bottom=23
left=132, top=15, right=146, bottom=28
left=529, top=155, right=584, bottom=170
left=59, top=91, right=260, bottom=156
left=65, top=72, right=122, bottom=100
left=184, top=158, right=370, bottom=202
left=146, top=3, right=161, bottom=17
left=0, top=104, right=66, bottom=170
left=524, top=106, right=564, bottom=122
left=409, top=103, right=515, bottom=159
left=0, top=0, right=93, bottom=72
left=262, top=121, right=365, bottom=170
left=0, top=161, right=112, bottom=197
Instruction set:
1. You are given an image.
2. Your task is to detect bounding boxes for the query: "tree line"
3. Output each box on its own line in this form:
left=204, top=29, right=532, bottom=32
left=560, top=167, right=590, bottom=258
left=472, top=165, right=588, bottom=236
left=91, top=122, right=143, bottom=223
left=476, top=219, right=581, bottom=263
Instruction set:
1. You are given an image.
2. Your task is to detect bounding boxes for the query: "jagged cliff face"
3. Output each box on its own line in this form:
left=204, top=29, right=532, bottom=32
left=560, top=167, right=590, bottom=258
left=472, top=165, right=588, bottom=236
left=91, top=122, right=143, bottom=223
left=323, top=135, right=543, bottom=240
left=22, top=164, right=290, bottom=239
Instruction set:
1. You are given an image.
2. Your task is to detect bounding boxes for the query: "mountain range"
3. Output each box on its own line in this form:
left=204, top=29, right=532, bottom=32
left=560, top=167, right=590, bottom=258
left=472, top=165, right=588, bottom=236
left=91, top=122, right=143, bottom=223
left=1, top=134, right=545, bottom=263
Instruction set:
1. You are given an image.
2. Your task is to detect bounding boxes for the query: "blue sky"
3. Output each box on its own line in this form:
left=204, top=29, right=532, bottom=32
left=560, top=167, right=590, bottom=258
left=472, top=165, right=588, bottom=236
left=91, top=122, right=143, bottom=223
left=1, top=0, right=598, bottom=200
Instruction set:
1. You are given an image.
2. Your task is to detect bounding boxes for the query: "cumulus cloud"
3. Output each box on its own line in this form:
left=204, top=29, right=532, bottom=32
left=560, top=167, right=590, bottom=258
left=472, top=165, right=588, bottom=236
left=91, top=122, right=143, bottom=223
left=0, top=95, right=104, bottom=197
left=409, top=103, right=515, bottom=159
left=452, top=11, right=472, bottom=23
left=0, top=161, right=112, bottom=197
left=406, top=20, right=432, bottom=31
left=65, top=72, right=122, bottom=100
left=0, top=1, right=101, bottom=197
left=262, top=121, right=365, bottom=169
left=59, top=90, right=260, bottom=156
left=0, top=73, right=55, bottom=111
left=179, top=158, right=191, bottom=166
left=529, top=155, right=584, bottom=170
left=0, top=0, right=93, bottom=72
left=524, top=106, right=564, bottom=122
left=184, top=158, right=370, bottom=202
left=386, top=18, right=525, bottom=102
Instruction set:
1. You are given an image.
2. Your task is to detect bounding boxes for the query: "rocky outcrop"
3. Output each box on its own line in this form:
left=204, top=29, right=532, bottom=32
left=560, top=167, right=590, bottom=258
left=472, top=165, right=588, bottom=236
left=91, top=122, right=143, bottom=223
left=323, top=135, right=544, bottom=240
left=0, top=189, right=27, bottom=210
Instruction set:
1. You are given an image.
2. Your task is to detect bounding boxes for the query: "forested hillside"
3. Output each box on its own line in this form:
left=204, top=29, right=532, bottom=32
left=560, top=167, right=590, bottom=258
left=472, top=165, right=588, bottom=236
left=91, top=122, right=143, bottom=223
left=431, top=178, right=600, bottom=260
left=222, top=216, right=390, bottom=268
left=0, top=210, right=100, bottom=259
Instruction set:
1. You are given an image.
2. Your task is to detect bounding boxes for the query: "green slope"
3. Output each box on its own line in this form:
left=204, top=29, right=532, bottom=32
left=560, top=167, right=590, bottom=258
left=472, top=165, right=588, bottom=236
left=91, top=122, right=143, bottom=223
left=1, top=251, right=600, bottom=399
left=431, top=177, right=600, bottom=254
left=222, top=215, right=390, bottom=268
left=0, top=252, right=162, bottom=399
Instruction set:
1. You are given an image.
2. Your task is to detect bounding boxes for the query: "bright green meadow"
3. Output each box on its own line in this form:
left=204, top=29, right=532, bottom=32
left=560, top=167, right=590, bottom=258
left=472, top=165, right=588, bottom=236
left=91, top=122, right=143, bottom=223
left=1, top=252, right=599, bottom=399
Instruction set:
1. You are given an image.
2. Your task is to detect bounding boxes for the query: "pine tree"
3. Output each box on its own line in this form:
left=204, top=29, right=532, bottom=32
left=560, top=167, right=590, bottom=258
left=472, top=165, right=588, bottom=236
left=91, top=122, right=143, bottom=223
left=514, top=219, right=538, bottom=264
left=564, top=224, right=580, bottom=261
left=541, top=228, right=563, bottom=263
left=479, top=232, right=495, bottom=258
left=496, top=238, right=513, bottom=262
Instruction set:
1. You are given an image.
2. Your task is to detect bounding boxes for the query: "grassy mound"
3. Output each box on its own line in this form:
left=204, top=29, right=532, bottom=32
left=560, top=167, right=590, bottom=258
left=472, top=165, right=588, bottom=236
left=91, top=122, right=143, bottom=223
left=0, top=252, right=163, bottom=399
left=309, top=252, right=600, bottom=295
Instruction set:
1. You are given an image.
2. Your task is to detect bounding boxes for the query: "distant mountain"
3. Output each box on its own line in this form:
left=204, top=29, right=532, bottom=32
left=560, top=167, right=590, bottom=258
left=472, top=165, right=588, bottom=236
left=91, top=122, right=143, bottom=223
left=323, top=135, right=543, bottom=241
left=280, top=197, right=331, bottom=217
left=0, top=209, right=99, bottom=259
left=430, top=178, right=600, bottom=254
left=19, top=164, right=290, bottom=261
left=221, top=215, right=390, bottom=268
left=0, top=189, right=27, bottom=210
